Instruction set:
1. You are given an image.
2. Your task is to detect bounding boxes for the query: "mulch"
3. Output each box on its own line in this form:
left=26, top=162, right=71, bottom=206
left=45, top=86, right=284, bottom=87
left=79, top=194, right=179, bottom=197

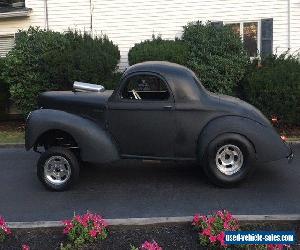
left=1, top=222, right=300, bottom=250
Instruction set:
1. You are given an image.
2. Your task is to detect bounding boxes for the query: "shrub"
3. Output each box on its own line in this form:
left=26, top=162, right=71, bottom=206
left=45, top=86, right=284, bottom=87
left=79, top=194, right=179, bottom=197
left=22, top=244, right=30, bottom=250
left=0, top=58, right=9, bottom=115
left=128, top=36, right=188, bottom=66
left=131, top=240, right=162, bottom=250
left=61, top=212, right=108, bottom=249
left=192, top=211, right=291, bottom=250
left=192, top=210, right=239, bottom=248
left=241, top=54, right=300, bottom=126
left=183, top=21, right=249, bottom=95
left=2, top=27, right=120, bottom=114
left=0, top=215, right=11, bottom=242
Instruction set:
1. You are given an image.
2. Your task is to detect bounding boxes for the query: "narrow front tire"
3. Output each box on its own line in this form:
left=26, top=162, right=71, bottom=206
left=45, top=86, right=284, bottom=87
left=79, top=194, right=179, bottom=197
left=37, top=147, right=80, bottom=191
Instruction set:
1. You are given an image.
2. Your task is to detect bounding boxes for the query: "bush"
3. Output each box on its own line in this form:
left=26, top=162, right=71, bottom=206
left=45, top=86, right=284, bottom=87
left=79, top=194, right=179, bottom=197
left=192, top=210, right=239, bottom=248
left=128, top=36, right=188, bottom=66
left=61, top=212, right=108, bottom=249
left=0, top=58, right=9, bottom=116
left=0, top=215, right=11, bottom=242
left=241, top=54, right=300, bottom=126
left=131, top=240, right=162, bottom=250
left=183, top=21, right=249, bottom=95
left=2, top=27, right=120, bottom=114
left=128, top=23, right=248, bottom=95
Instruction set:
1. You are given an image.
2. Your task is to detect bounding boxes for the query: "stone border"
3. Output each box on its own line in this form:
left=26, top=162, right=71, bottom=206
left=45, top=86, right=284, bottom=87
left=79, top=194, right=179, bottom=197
left=7, top=214, right=300, bottom=229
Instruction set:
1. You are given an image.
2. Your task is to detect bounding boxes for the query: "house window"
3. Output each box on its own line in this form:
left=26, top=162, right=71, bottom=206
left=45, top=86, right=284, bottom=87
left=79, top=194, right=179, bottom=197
left=225, top=21, right=260, bottom=57
left=0, top=35, right=15, bottom=57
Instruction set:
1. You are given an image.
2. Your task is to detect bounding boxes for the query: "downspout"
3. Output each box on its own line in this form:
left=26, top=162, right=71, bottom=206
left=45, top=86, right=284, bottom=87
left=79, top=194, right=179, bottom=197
left=288, top=0, right=291, bottom=50
left=44, top=0, right=49, bottom=30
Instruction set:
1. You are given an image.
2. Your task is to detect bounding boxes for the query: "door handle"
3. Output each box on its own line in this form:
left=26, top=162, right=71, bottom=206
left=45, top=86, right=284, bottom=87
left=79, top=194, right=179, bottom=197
left=163, top=105, right=173, bottom=110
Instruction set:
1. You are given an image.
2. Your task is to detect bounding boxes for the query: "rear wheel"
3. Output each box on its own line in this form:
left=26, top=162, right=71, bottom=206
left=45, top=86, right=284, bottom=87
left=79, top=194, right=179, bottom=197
left=202, top=133, right=255, bottom=187
left=37, top=147, right=80, bottom=191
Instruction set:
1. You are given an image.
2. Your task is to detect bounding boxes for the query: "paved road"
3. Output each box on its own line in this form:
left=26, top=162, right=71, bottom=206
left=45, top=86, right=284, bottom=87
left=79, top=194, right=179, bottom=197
left=0, top=144, right=299, bottom=222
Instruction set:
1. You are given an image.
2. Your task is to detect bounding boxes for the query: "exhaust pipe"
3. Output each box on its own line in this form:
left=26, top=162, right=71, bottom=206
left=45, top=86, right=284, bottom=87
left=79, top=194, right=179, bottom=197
left=73, top=81, right=105, bottom=92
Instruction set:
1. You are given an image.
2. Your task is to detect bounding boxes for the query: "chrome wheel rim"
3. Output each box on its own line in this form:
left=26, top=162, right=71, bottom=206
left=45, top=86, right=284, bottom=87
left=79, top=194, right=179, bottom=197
left=215, top=144, right=243, bottom=176
left=44, top=156, right=71, bottom=185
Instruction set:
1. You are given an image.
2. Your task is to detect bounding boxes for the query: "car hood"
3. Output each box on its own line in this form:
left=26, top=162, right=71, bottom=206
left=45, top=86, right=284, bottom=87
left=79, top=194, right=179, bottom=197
left=212, top=93, right=272, bottom=126
left=38, top=90, right=114, bottom=111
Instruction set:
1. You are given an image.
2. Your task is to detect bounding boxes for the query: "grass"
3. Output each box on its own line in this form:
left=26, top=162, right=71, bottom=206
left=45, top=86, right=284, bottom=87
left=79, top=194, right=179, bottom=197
left=0, top=130, right=24, bottom=143
left=0, top=121, right=25, bottom=144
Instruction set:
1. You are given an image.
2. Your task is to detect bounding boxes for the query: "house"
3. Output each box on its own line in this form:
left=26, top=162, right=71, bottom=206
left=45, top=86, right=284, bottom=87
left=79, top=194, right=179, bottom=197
left=0, top=0, right=299, bottom=70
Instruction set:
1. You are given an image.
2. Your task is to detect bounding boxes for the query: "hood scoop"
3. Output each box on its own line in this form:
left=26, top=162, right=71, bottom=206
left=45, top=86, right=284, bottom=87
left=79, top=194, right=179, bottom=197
left=73, top=81, right=105, bottom=92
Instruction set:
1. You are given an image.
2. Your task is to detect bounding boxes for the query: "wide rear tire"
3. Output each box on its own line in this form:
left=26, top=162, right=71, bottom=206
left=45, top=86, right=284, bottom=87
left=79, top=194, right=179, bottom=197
left=202, top=133, right=256, bottom=187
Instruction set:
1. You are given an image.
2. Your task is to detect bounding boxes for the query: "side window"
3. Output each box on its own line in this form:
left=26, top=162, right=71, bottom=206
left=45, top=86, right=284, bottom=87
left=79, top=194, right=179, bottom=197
left=121, top=74, right=170, bottom=101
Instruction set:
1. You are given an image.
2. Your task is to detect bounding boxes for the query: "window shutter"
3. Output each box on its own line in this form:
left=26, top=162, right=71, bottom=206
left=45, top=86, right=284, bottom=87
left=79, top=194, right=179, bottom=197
left=211, top=21, right=223, bottom=28
left=261, top=18, right=273, bottom=57
left=0, top=35, right=15, bottom=57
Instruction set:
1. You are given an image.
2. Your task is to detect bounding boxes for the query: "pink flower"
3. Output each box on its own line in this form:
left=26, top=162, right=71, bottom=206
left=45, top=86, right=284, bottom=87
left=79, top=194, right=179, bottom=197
left=225, top=211, right=233, bottom=222
left=89, top=229, right=97, bottom=238
left=22, top=244, right=30, bottom=250
left=267, top=245, right=289, bottom=250
left=62, top=219, right=73, bottom=234
left=208, top=217, right=215, bottom=224
left=192, top=214, right=200, bottom=225
left=209, top=235, right=217, bottom=243
left=217, top=232, right=226, bottom=246
left=202, top=227, right=211, bottom=236
left=216, top=210, right=225, bottom=219
left=3, top=226, right=11, bottom=235
left=223, top=221, right=230, bottom=230
left=217, top=232, right=225, bottom=241
left=141, top=240, right=162, bottom=250
left=0, top=216, right=11, bottom=235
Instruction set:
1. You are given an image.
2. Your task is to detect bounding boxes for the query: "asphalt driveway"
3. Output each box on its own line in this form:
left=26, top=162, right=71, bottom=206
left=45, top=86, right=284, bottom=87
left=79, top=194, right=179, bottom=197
left=0, top=144, right=299, bottom=222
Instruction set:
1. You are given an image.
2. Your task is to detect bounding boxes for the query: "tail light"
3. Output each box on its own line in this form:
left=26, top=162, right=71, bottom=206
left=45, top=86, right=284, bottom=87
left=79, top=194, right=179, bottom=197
left=280, top=135, right=287, bottom=141
left=271, top=116, right=278, bottom=124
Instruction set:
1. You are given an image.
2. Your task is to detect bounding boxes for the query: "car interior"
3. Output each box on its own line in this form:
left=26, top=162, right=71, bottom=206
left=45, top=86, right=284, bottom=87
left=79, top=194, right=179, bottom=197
left=121, top=74, right=170, bottom=100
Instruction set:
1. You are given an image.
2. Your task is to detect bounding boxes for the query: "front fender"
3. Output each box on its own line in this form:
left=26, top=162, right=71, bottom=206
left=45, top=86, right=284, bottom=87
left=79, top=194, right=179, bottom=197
left=26, top=109, right=120, bottom=163
left=198, top=115, right=292, bottom=163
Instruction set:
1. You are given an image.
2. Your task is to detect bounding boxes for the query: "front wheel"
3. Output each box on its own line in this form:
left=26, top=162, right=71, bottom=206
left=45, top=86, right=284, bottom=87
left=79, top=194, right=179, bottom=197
left=202, top=133, right=256, bottom=187
left=37, top=147, right=80, bottom=191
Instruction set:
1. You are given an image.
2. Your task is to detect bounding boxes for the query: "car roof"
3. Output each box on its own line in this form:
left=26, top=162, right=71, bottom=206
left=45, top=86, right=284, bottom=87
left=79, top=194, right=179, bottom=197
left=121, top=61, right=205, bottom=102
left=123, top=61, right=195, bottom=79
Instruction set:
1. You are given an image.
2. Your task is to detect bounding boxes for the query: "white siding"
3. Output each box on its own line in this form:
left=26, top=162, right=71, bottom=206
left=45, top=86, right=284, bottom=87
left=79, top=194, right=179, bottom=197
left=291, top=0, right=300, bottom=54
left=0, top=35, right=15, bottom=57
left=0, top=0, right=299, bottom=69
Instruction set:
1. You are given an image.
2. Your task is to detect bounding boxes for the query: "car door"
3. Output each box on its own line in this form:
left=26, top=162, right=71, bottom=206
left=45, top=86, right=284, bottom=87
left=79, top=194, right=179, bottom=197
left=107, top=72, right=176, bottom=158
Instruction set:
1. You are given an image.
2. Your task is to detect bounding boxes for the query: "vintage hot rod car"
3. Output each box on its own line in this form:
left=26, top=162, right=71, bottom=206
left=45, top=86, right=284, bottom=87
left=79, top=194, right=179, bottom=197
left=25, top=61, right=293, bottom=191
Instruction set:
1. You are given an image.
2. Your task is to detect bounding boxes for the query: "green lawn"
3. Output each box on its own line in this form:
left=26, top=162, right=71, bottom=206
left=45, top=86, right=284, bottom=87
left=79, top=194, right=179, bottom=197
left=0, top=131, right=24, bottom=144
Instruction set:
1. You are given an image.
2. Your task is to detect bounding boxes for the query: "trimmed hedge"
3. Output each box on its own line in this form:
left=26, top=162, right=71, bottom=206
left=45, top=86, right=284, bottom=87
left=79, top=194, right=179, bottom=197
left=128, top=36, right=188, bottom=66
left=182, top=21, right=249, bottom=95
left=241, top=54, right=300, bottom=126
left=0, top=58, right=8, bottom=116
left=2, top=27, right=120, bottom=114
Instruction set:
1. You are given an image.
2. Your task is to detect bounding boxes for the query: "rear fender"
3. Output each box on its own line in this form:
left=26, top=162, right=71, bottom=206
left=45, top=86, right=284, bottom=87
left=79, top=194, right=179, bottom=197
left=26, top=109, right=120, bottom=163
left=198, top=116, right=291, bottom=163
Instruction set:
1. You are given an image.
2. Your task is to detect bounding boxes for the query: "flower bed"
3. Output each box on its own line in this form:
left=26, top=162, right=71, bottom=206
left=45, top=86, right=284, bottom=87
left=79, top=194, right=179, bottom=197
left=0, top=212, right=299, bottom=249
